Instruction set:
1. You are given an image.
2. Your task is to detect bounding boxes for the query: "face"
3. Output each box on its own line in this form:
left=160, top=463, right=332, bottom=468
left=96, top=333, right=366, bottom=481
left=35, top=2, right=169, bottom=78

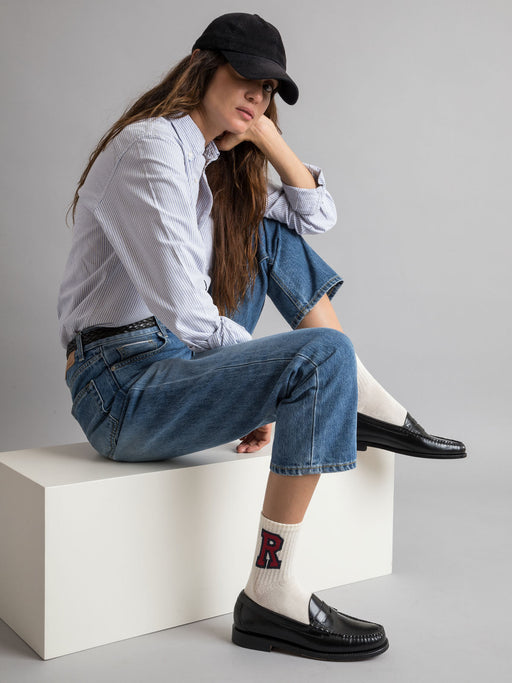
left=197, top=63, right=278, bottom=142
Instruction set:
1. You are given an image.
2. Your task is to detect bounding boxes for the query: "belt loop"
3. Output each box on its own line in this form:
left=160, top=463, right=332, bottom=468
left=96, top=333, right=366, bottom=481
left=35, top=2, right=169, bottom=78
left=75, top=331, right=84, bottom=361
left=155, top=317, right=167, bottom=339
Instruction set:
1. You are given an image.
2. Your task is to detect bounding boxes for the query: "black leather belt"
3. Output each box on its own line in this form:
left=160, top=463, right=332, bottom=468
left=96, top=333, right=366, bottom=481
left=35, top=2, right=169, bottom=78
left=66, top=317, right=158, bottom=357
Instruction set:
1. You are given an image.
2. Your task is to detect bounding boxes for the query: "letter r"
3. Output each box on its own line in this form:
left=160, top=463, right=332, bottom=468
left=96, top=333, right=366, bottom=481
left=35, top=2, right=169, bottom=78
left=255, top=529, right=284, bottom=569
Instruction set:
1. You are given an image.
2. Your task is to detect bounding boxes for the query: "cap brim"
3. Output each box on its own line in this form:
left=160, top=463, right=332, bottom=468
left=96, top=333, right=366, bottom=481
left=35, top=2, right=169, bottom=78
left=220, top=50, right=299, bottom=105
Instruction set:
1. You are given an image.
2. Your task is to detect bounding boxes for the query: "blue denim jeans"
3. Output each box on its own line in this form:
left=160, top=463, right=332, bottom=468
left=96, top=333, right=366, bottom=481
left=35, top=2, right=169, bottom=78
left=65, top=219, right=358, bottom=475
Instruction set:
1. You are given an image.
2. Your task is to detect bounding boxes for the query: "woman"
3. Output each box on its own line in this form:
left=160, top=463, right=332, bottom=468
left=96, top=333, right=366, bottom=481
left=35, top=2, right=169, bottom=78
left=58, top=13, right=466, bottom=661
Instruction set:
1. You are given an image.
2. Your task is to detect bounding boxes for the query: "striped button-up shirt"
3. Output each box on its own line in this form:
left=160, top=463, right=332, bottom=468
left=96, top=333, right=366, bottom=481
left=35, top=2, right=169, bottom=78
left=58, top=115, right=337, bottom=350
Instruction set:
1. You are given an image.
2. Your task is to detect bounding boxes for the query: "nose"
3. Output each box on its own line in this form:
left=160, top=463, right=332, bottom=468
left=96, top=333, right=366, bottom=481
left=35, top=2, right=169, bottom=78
left=245, top=81, right=264, bottom=104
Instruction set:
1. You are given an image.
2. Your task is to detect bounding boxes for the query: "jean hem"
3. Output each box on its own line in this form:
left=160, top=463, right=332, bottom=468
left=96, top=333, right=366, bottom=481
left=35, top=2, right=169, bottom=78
left=269, top=459, right=357, bottom=476
left=290, top=275, right=344, bottom=330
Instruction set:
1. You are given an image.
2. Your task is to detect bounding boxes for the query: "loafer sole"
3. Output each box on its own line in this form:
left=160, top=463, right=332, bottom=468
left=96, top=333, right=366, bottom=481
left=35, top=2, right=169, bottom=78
left=232, top=625, right=389, bottom=661
left=357, top=441, right=467, bottom=458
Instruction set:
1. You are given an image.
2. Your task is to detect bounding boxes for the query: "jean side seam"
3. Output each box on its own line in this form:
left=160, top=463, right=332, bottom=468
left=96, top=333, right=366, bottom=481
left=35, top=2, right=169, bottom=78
left=269, top=269, right=305, bottom=312
left=282, top=352, right=319, bottom=468
left=283, top=352, right=319, bottom=399
left=109, top=413, right=120, bottom=456
left=130, top=355, right=299, bottom=391
left=110, top=388, right=129, bottom=460
left=309, top=364, right=319, bottom=468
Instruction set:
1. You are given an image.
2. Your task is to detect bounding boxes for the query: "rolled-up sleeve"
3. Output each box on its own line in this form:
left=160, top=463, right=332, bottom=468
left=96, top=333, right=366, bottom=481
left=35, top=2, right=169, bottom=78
left=264, top=164, right=337, bottom=234
left=94, top=136, right=252, bottom=351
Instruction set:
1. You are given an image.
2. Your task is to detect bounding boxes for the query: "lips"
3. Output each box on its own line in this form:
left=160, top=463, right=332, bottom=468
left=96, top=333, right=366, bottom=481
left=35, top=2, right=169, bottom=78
left=236, top=106, right=254, bottom=120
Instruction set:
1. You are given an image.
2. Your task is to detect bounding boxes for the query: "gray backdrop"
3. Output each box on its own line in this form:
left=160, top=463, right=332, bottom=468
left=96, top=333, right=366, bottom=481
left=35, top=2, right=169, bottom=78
left=1, top=1, right=511, bottom=680
left=1, top=0, right=510, bottom=470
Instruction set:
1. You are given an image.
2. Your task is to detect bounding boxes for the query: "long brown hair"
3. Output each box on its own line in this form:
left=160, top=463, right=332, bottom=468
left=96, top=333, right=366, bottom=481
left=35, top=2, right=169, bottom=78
left=69, top=50, right=280, bottom=316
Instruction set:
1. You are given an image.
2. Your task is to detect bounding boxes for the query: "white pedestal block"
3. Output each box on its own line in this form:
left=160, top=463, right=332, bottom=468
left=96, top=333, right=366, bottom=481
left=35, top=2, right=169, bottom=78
left=0, top=441, right=394, bottom=659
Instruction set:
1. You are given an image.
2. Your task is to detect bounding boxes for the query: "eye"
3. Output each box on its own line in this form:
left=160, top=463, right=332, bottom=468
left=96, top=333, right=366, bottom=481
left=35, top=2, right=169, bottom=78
left=263, top=81, right=277, bottom=96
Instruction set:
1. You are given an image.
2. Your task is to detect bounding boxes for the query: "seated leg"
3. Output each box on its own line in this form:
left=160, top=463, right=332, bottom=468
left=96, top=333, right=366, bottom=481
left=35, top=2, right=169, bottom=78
left=233, top=470, right=389, bottom=660
left=297, top=294, right=466, bottom=458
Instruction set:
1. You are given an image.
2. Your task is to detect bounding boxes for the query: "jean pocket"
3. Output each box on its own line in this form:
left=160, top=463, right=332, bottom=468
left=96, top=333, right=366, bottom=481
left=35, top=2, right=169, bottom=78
left=110, top=335, right=168, bottom=370
left=71, top=379, right=119, bottom=457
left=116, top=338, right=158, bottom=360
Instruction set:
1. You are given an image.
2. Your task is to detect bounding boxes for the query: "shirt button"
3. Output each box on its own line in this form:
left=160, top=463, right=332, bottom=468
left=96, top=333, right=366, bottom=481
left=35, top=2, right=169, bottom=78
left=188, top=152, right=194, bottom=161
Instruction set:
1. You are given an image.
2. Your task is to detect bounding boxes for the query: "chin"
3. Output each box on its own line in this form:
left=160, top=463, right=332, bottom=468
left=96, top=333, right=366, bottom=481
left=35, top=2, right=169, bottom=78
left=229, top=123, right=250, bottom=135
left=228, top=117, right=252, bottom=133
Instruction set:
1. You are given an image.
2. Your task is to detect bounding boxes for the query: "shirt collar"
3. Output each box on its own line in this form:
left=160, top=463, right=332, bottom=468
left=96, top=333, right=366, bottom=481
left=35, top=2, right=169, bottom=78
left=168, top=114, right=220, bottom=165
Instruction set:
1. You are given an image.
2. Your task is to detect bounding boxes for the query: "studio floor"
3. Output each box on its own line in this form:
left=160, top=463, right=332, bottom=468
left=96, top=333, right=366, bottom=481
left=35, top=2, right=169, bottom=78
left=1, top=431, right=510, bottom=683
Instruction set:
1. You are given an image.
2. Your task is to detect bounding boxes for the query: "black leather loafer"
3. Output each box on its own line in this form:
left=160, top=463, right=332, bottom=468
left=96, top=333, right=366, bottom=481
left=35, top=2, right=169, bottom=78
left=232, top=591, right=388, bottom=661
left=357, top=412, right=467, bottom=458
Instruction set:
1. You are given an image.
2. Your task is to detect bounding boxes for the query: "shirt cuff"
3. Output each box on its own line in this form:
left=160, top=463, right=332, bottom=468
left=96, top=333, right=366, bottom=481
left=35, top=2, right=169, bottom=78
left=206, top=316, right=252, bottom=349
left=280, top=164, right=326, bottom=215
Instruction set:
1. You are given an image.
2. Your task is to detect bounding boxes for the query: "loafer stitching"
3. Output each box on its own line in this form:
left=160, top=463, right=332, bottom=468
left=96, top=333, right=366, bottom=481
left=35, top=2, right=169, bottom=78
left=310, top=623, right=384, bottom=642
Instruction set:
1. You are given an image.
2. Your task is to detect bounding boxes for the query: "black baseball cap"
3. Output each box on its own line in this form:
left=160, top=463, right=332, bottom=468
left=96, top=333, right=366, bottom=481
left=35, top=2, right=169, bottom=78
left=192, top=13, right=299, bottom=105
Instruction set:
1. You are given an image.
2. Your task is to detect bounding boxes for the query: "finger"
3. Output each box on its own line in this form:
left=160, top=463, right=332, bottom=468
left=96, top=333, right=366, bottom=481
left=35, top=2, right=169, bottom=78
left=237, top=437, right=255, bottom=449
left=245, top=443, right=264, bottom=452
left=237, top=438, right=259, bottom=453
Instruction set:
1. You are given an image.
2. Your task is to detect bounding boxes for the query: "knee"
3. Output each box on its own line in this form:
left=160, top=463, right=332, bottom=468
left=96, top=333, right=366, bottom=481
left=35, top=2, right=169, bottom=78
left=319, top=328, right=355, bottom=369
left=295, top=327, right=356, bottom=373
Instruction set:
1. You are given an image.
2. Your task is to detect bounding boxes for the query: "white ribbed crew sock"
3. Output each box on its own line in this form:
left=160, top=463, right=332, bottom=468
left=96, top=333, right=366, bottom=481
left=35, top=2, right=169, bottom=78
left=356, top=355, right=407, bottom=425
left=244, top=513, right=311, bottom=624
